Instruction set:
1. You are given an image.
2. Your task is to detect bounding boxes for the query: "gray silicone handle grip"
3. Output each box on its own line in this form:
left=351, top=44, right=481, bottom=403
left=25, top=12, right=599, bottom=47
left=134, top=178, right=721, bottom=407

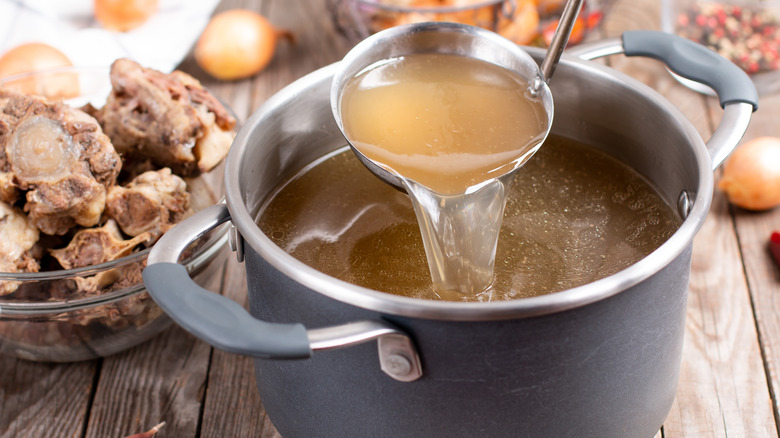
left=143, top=262, right=312, bottom=360
left=622, top=30, right=758, bottom=111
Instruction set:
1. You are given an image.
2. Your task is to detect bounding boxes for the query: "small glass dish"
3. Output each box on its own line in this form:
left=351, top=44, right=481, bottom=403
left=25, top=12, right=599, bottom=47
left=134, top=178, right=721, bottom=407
left=0, top=66, right=229, bottom=362
left=329, top=0, right=603, bottom=47
left=662, top=0, right=780, bottom=95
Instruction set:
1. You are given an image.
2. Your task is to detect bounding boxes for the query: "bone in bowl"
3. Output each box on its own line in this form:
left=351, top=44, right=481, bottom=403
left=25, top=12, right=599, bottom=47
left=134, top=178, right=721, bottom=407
left=0, top=63, right=232, bottom=362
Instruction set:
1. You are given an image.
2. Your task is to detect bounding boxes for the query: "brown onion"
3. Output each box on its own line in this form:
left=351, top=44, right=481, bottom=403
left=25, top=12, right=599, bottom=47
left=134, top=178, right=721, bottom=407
left=94, top=0, right=158, bottom=32
left=194, top=9, right=293, bottom=81
left=718, top=136, right=780, bottom=211
left=0, top=43, right=79, bottom=99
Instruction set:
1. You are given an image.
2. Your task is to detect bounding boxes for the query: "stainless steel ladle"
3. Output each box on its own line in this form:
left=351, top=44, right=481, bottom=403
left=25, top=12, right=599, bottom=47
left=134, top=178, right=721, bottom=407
left=532, top=0, right=584, bottom=94
left=331, top=0, right=583, bottom=191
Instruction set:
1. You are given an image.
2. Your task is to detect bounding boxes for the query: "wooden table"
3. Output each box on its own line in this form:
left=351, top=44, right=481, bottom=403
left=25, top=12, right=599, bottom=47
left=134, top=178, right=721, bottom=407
left=2, top=0, right=780, bottom=436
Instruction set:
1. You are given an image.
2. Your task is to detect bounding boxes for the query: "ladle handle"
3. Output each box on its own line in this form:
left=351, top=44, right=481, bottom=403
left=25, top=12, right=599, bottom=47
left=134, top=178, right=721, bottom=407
left=142, top=204, right=422, bottom=382
left=539, top=0, right=584, bottom=83
left=568, top=30, right=758, bottom=170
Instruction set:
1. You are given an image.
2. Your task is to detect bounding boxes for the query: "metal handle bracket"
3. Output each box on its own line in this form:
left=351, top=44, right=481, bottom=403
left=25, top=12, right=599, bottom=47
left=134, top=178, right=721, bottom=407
left=144, top=204, right=423, bottom=381
left=567, top=31, right=757, bottom=170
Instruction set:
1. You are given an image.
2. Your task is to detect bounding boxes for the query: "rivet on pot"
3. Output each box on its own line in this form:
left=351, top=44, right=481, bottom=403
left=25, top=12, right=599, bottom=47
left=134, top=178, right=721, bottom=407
left=384, top=353, right=412, bottom=376
left=677, top=191, right=692, bottom=220
left=229, top=224, right=245, bottom=263
left=378, top=333, right=423, bottom=382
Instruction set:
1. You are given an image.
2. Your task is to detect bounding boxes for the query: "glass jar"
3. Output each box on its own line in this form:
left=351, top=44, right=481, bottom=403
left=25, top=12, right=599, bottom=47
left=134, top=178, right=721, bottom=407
left=329, top=0, right=604, bottom=48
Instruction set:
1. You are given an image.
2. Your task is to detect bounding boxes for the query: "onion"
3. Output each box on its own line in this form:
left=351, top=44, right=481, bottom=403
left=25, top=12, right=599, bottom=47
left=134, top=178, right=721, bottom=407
left=0, top=42, right=79, bottom=99
left=718, top=136, right=780, bottom=211
left=94, top=0, right=158, bottom=32
left=194, top=9, right=293, bottom=81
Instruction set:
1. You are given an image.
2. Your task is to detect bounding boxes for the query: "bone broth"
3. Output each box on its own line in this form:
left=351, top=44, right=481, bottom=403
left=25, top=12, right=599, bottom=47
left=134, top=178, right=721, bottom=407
left=339, top=53, right=549, bottom=296
left=340, top=54, right=547, bottom=194
left=257, top=136, right=681, bottom=302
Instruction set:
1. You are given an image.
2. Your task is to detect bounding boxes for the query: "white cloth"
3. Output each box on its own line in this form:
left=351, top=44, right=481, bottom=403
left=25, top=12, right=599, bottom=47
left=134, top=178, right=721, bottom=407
left=0, top=0, right=220, bottom=73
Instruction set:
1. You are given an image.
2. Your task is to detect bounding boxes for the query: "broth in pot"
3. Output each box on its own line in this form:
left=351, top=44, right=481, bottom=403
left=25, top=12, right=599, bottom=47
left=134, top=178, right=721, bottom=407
left=257, top=135, right=681, bottom=302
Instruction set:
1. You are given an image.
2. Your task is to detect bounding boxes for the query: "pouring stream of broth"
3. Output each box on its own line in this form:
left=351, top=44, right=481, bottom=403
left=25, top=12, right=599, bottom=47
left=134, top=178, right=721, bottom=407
left=340, top=54, right=548, bottom=296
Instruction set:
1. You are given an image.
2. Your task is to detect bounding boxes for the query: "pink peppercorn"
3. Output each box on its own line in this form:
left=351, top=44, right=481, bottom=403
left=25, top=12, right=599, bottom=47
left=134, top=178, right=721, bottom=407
left=677, top=2, right=780, bottom=75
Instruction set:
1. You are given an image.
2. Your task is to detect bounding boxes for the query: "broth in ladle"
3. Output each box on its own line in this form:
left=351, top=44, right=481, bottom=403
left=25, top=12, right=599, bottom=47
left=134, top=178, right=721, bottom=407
left=257, top=136, right=681, bottom=302
left=339, top=53, right=549, bottom=296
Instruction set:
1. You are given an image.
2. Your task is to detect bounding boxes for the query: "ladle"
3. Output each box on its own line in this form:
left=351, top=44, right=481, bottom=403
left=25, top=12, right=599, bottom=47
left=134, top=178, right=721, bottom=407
left=331, top=0, right=583, bottom=191
left=532, top=0, right=584, bottom=94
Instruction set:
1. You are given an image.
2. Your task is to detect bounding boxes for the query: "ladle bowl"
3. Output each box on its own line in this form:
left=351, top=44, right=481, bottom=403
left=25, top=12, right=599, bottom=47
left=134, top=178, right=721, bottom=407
left=330, top=21, right=555, bottom=192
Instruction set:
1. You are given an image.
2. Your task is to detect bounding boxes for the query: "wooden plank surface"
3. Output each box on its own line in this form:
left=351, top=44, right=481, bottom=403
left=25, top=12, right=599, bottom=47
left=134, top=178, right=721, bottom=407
left=732, top=89, right=780, bottom=435
left=2, top=0, right=780, bottom=437
left=0, top=358, right=95, bottom=438
left=199, top=258, right=272, bottom=438
left=600, top=2, right=776, bottom=437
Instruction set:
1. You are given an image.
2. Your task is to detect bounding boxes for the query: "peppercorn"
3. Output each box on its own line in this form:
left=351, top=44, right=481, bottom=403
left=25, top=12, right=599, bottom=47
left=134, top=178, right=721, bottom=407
left=770, top=232, right=780, bottom=269
left=676, top=2, right=780, bottom=74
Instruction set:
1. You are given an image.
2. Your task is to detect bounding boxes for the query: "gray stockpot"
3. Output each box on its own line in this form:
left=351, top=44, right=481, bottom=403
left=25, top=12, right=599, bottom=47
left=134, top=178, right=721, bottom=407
left=144, top=30, right=757, bottom=438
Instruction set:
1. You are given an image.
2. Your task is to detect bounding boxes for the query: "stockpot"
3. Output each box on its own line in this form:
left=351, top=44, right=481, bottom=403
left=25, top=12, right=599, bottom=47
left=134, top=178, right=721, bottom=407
left=143, top=26, right=758, bottom=438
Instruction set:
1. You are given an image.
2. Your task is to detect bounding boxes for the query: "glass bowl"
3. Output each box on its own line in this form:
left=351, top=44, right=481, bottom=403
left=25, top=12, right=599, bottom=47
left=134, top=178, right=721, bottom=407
left=328, top=0, right=603, bottom=47
left=662, top=0, right=780, bottom=95
left=0, top=66, right=230, bottom=362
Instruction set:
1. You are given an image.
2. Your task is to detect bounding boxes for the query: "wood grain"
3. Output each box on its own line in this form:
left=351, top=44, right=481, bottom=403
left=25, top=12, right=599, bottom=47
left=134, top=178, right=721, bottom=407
left=3, top=0, right=780, bottom=437
left=730, top=90, right=780, bottom=434
left=82, top=323, right=212, bottom=438
left=79, top=243, right=226, bottom=438
left=660, top=73, right=774, bottom=438
left=733, top=204, right=780, bottom=435
left=249, top=0, right=352, bottom=106
left=666, top=192, right=775, bottom=437
left=601, top=2, right=776, bottom=437
left=199, top=258, right=278, bottom=438
left=0, top=357, right=96, bottom=438
left=194, top=2, right=350, bottom=436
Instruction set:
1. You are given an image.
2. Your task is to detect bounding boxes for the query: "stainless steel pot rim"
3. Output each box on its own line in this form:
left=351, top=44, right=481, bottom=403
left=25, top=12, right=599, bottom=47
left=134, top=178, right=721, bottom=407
left=225, top=57, right=714, bottom=322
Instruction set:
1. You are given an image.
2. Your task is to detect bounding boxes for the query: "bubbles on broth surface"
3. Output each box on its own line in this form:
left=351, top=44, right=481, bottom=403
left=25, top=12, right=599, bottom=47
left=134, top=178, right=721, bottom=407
left=257, top=135, right=681, bottom=302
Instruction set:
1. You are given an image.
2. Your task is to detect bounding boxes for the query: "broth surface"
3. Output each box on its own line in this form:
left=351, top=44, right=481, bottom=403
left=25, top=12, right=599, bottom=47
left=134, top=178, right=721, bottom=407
left=257, top=136, right=681, bottom=302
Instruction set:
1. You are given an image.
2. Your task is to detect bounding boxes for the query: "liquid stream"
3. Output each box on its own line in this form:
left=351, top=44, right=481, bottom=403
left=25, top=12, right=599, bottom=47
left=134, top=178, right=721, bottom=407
left=340, top=53, right=548, bottom=296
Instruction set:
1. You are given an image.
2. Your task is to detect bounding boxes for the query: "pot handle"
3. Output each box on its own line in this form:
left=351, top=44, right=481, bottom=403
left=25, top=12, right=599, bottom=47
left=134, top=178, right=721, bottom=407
left=142, top=204, right=422, bottom=382
left=566, top=30, right=758, bottom=170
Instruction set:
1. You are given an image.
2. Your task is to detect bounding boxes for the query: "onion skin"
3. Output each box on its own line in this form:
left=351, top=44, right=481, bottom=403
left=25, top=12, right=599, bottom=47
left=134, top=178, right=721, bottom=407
left=718, top=136, right=780, bottom=211
left=0, top=43, right=79, bottom=99
left=94, top=0, right=158, bottom=32
left=195, top=10, right=293, bottom=81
